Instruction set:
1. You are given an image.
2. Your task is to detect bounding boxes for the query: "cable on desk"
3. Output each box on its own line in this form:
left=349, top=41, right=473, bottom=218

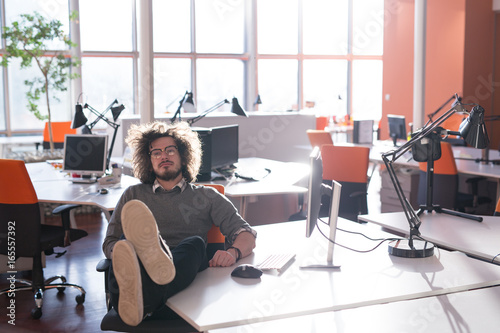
left=316, top=217, right=427, bottom=254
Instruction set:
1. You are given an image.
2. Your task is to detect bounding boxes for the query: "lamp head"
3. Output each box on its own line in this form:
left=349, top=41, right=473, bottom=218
left=111, top=104, right=125, bottom=122
left=183, top=92, right=195, bottom=113
left=71, top=104, right=88, bottom=129
left=459, top=105, right=490, bottom=149
left=231, top=97, right=248, bottom=117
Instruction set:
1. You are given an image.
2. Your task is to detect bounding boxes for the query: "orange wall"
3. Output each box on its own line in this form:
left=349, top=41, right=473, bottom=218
left=381, top=0, right=496, bottom=147
left=381, top=0, right=415, bottom=139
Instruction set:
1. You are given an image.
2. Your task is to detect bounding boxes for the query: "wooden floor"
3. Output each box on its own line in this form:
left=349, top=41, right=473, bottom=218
left=0, top=213, right=109, bottom=333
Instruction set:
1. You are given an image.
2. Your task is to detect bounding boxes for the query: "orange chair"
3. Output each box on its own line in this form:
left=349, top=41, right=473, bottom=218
left=307, top=129, right=333, bottom=149
left=494, top=198, right=500, bottom=216
left=42, top=121, right=76, bottom=149
left=316, top=116, right=329, bottom=130
left=320, top=144, right=370, bottom=221
left=0, top=159, right=87, bottom=319
left=441, top=113, right=467, bottom=146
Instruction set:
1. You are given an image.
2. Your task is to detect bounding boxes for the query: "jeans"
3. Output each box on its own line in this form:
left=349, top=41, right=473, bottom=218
left=109, top=235, right=209, bottom=320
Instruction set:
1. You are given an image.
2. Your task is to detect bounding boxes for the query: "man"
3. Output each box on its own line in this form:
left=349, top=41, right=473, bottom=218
left=103, top=121, right=256, bottom=326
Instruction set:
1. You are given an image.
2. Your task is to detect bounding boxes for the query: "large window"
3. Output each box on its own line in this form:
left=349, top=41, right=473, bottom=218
left=0, top=0, right=383, bottom=135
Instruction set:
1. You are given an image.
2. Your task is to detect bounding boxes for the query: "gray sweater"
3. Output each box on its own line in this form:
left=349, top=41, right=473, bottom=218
left=102, top=182, right=253, bottom=259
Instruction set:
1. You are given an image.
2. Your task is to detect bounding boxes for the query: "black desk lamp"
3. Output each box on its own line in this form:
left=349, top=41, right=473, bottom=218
left=187, top=97, right=247, bottom=126
left=71, top=99, right=125, bottom=170
left=382, top=94, right=489, bottom=258
left=170, top=91, right=195, bottom=124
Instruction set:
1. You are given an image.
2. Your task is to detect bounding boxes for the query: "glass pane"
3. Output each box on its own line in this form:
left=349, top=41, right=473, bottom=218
left=8, top=58, right=71, bottom=131
left=195, top=0, right=245, bottom=53
left=79, top=0, right=133, bottom=51
left=353, top=0, right=384, bottom=55
left=196, top=59, right=244, bottom=113
left=4, top=0, right=70, bottom=50
left=303, top=60, right=348, bottom=118
left=257, top=0, right=298, bottom=54
left=258, top=59, right=298, bottom=111
left=154, top=58, right=192, bottom=117
left=303, top=0, right=348, bottom=55
left=153, top=0, right=191, bottom=52
left=81, top=57, right=134, bottom=120
left=352, top=60, right=383, bottom=120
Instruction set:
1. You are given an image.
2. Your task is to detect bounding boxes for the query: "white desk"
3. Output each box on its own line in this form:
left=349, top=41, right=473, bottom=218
left=167, top=219, right=500, bottom=331
left=0, top=135, right=43, bottom=157
left=25, top=162, right=140, bottom=220
left=26, top=159, right=308, bottom=222
left=211, top=158, right=308, bottom=218
left=209, top=285, right=500, bottom=332
left=358, top=211, right=500, bottom=264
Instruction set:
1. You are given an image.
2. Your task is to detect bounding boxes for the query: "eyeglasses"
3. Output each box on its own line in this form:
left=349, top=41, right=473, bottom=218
left=149, top=145, right=178, bottom=159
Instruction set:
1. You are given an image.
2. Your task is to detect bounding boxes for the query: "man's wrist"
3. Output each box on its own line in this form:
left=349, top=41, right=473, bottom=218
left=227, top=246, right=241, bottom=261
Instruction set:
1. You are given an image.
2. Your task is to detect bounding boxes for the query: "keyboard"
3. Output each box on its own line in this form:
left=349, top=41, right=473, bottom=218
left=256, top=253, right=295, bottom=273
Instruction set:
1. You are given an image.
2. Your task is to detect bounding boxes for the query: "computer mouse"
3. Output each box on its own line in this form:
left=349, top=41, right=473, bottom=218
left=231, top=264, right=263, bottom=279
left=99, top=188, right=109, bottom=194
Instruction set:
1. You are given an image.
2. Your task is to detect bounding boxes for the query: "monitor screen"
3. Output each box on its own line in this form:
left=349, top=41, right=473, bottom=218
left=195, top=125, right=239, bottom=181
left=388, top=114, right=406, bottom=146
left=63, top=134, right=108, bottom=177
left=304, top=147, right=342, bottom=268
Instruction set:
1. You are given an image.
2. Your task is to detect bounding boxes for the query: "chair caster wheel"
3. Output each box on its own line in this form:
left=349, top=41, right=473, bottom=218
left=76, top=294, right=85, bottom=305
left=31, top=307, right=42, bottom=319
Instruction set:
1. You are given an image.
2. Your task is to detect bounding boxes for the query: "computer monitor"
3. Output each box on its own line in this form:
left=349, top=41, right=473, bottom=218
left=388, top=114, right=407, bottom=146
left=303, top=146, right=342, bottom=269
left=63, top=134, right=109, bottom=181
left=194, top=125, right=239, bottom=181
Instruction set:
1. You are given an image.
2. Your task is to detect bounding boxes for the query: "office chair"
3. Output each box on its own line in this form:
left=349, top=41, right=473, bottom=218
left=0, top=159, right=87, bottom=319
left=42, top=121, right=76, bottom=150
left=417, top=141, right=491, bottom=213
left=320, top=144, right=370, bottom=222
left=315, top=116, right=329, bottom=130
left=441, top=113, right=467, bottom=146
left=97, top=184, right=226, bottom=333
left=307, top=130, right=334, bottom=149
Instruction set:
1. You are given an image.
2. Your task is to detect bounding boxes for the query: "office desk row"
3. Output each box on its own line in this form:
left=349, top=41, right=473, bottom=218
left=168, top=218, right=500, bottom=332
left=25, top=157, right=308, bottom=221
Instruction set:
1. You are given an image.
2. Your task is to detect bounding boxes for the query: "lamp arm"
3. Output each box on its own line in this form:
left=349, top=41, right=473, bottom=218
left=187, top=99, right=229, bottom=125
left=106, top=123, right=120, bottom=170
left=85, top=100, right=118, bottom=129
left=171, top=91, right=188, bottom=124
left=425, top=95, right=455, bottom=124
left=381, top=96, right=466, bottom=245
left=382, top=155, right=422, bottom=243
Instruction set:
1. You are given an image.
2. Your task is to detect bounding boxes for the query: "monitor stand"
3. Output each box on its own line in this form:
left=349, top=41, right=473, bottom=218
left=301, top=182, right=342, bottom=270
left=70, top=175, right=97, bottom=184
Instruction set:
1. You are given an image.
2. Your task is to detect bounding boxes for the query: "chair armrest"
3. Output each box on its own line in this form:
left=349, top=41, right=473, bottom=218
left=96, top=258, right=111, bottom=272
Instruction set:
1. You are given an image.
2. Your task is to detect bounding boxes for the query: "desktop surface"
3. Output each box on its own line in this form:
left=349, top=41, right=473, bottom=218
left=359, top=211, right=500, bottom=264
left=166, top=219, right=500, bottom=331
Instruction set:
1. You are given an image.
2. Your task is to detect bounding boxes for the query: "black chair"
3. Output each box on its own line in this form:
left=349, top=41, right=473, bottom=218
left=417, top=141, right=492, bottom=214
left=0, top=159, right=87, bottom=319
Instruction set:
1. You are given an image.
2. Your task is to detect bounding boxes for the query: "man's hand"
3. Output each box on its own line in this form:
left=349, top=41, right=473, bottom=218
left=209, top=249, right=237, bottom=267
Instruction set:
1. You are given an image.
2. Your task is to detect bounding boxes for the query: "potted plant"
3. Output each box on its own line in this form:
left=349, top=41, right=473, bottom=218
left=1, top=11, right=80, bottom=151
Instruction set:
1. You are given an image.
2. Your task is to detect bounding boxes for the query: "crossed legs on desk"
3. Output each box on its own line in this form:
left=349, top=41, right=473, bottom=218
left=109, top=236, right=208, bottom=325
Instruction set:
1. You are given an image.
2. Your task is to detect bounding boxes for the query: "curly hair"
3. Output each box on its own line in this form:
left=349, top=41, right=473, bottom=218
left=125, top=121, right=202, bottom=184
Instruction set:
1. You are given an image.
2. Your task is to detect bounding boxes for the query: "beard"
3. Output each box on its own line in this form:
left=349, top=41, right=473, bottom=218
left=155, top=166, right=182, bottom=182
